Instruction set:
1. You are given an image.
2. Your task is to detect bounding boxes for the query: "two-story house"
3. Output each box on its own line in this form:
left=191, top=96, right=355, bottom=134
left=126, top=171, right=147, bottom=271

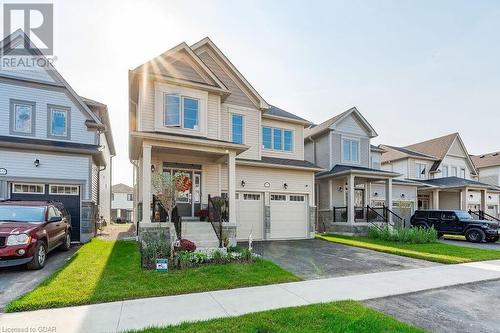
left=381, top=133, right=500, bottom=216
left=304, top=107, right=417, bottom=234
left=0, top=30, right=115, bottom=242
left=111, top=183, right=134, bottom=222
left=471, top=152, right=500, bottom=218
left=129, top=38, right=321, bottom=244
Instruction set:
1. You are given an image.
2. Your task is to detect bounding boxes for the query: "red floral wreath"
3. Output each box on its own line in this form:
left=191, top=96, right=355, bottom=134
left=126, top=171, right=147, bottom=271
left=176, top=175, right=192, bottom=192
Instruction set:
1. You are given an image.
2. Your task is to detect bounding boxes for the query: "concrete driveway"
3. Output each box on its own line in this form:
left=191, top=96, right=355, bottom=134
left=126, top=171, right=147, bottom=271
left=241, top=239, right=439, bottom=280
left=365, top=279, right=500, bottom=333
left=0, top=246, right=78, bottom=311
left=440, top=238, right=500, bottom=250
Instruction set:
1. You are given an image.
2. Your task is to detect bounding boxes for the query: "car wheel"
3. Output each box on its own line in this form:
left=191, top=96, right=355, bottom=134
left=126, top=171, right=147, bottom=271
left=59, top=231, right=71, bottom=251
left=27, top=241, right=47, bottom=270
left=437, top=232, right=444, bottom=239
left=465, top=229, right=485, bottom=243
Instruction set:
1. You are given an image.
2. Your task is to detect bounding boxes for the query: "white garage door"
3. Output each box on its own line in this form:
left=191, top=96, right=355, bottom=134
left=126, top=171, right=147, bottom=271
left=270, top=193, right=308, bottom=239
left=236, top=192, right=264, bottom=241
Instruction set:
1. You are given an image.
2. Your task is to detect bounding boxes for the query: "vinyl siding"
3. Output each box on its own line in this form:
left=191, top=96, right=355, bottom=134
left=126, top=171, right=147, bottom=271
left=207, top=93, right=220, bottom=139
left=91, top=163, right=99, bottom=203
left=304, top=140, right=314, bottom=165
left=478, top=166, right=500, bottom=186
left=408, top=158, right=433, bottom=180
left=167, top=56, right=206, bottom=83
left=0, top=66, right=56, bottom=83
left=370, top=183, right=418, bottom=203
left=223, top=104, right=260, bottom=160
left=0, top=149, right=91, bottom=200
left=138, top=78, right=155, bottom=132
left=261, top=118, right=304, bottom=161
left=439, top=156, right=472, bottom=179
left=0, top=82, right=96, bottom=144
left=448, top=138, right=467, bottom=157
left=334, top=115, right=369, bottom=136
left=439, top=192, right=460, bottom=210
left=383, top=159, right=408, bottom=179
left=311, top=132, right=330, bottom=170
left=331, top=133, right=341, bottom=167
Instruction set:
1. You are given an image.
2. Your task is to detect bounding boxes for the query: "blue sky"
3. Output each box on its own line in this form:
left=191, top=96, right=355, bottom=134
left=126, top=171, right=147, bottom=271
left=5, top=0, right=500, bottom=185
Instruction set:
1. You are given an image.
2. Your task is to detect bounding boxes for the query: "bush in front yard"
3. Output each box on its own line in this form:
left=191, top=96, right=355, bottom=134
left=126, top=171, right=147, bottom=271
left=140, top=229, right=171, bottom=269
left=174, top=239, right=197, bottom=253
left=368, top=225, right=437, bottom=244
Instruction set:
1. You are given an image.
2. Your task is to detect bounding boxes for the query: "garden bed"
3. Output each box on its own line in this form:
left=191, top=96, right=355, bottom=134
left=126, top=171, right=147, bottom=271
left=6, top=239, right=300, bottom=312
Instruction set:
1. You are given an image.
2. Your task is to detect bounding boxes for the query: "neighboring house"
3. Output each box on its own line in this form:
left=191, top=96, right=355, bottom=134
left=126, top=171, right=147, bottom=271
left=303, top=107, right=418, bottom=233
left=129, top=37, right=321, bottom=243
left=471, top=152, right=500, bottom=218
left=0, top=30, right=115, bottom=242
left=381, top=133, right=500, bottom=216
left=111, top=183, right=134, bottom=222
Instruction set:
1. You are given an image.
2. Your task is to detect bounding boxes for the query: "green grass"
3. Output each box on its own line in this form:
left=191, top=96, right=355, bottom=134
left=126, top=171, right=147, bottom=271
left=317, top=233, right=500, bottom=264
left=125, top=300, right=424, bottom=333
left=6, top=239, right=300, bottom=312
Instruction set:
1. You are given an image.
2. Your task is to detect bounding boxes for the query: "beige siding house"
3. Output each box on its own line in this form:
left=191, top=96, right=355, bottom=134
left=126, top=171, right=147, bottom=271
left=129, top=38, right=321, bottom=245
left=471, top=152, right=500, bottom=218
left=381, top=133, right=500, bottom=218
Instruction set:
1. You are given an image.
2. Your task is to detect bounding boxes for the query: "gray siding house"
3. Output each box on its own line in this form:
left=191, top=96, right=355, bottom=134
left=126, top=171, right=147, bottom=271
left=0, top=31, right=115, bottom=242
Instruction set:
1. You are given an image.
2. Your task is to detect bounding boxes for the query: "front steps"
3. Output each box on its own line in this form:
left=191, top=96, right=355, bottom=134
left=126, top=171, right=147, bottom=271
left=181, top=221, right=220, bottom=249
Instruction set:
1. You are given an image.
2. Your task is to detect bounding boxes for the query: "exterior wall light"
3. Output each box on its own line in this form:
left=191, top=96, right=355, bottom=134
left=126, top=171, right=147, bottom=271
left=151, top=164, right=156, bottom=173
left=283, top=183, right=288, bottom=190
left=264, top=182, right=270, bottom=188
left=338, top=186, right=343, bottom=192
left=401, top=193, right=405, bottom=198
left=469, top=194, right=473, bottom=198
left=374, top=192, right=378, bottom=197
left=241, top=180, right=246, bottom=187
left=34, top=159, right=40, bottom=167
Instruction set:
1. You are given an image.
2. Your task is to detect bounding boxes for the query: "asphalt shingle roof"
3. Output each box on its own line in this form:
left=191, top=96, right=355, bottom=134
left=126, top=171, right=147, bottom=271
left=263, top=105, right=310, bottom=124
left=237, top=156, right=321, bottom=169
left=471, top=152, right=500, bottom=169
left=112, top=183, right=134, bottom=193
left=316, top=164, right=399, bottom=178
left=416, top=177, right=499, bottom=190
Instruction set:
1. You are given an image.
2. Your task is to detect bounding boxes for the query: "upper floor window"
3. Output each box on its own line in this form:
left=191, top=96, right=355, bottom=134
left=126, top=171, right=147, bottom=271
left=460, top=168, right=466, bottom=179
left=231, top=114, right=244, bottom=144
left=48, top=105, right=70, bottom=139
left=415, top=163, right=426, bottom=178
left=127, top=193, right=133, bottom=201
left=451, top=166, right=458, bottom=177
left=10, top=100, right=35, bottom=136
left=262, top=126, right=293, bottom=152
left=342, top=138, right=359, bottom=163
left=371, top=157, right=381, bottom=170
left=442, top=165, right=449, bottom=177
left=164, top=94, right=199, bottom=130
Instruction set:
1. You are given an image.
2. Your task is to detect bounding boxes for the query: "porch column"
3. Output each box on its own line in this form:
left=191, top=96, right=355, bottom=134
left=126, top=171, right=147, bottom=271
left=142, top=144, right=152, bottom=223
left=365, top=182, right=371, bottom=207
left=385, top=179, right=393, bottom=223
left=461, top=187, right=468, bottom=211
left=432, top=189, right=440, bottom=209
left=347, top=174, right=355, bottom=224
left=480, top=189, right=487, bottom=212
left=228, top=151, right=236, bottom=224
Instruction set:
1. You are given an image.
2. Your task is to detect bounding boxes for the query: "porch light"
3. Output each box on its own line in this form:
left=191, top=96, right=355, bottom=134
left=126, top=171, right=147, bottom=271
left=241, top=180, right=246, bottom=187
left=374, top=192, right=378, bottom=197
left=489, top=196, right=492, bottom=200
left=470, top=194, right=473, bottom=198
left=283, top=183, right=288, bottom=190
left=151, top=164, right=156, bottom=173
left=401, top=193, right=405, bottom=198
left=34, top=159, right=40, bottom=167
left=338, top=186, right=343, bottom=192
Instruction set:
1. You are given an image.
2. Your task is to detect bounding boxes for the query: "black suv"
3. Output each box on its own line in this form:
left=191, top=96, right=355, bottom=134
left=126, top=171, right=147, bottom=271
left=410, top=210, right=499, bottom=243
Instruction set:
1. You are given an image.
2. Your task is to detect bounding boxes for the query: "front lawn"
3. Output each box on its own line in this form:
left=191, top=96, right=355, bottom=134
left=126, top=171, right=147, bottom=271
left=126, top=300, right=423, bottom=333
left=6, top=239, right=300, bottom=312
left=317, top=234, right=500, bottom=264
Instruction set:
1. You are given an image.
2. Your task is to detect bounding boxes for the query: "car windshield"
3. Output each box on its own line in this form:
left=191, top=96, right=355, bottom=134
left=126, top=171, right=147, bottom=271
left=455, top=211, right=473, bottom=220
left=0, top=206, right=46, bottom=223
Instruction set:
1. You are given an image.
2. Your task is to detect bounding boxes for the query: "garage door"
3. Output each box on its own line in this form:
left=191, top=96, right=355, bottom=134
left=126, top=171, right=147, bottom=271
left=270, top=193, right=308, bottom=239
left=10, top=183, right=81, bottom=242
left=236, top=192, right=263, bottom=241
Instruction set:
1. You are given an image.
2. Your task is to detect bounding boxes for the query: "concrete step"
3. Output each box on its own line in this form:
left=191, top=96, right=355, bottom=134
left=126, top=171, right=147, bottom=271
left=181, top=221, right=220, bottom=249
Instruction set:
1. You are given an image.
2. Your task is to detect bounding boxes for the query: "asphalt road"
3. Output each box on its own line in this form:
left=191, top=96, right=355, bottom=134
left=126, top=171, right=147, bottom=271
left=365, top=279, right=500, bottom=333
left=0, top=245, right=78, bottom=311
left=440, top=238, right=500, bottom=250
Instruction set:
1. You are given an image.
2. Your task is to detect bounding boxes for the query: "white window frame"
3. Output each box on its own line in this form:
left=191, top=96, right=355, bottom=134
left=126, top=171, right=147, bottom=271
left=12, top=183, right=45, bottom=194
left=230, top=113, right=245, bottom=144
left=442, top=165, right=449, bottom=177
left=10, top=100, right=36, bottom=136
left=341, top=137, right=360, bottom=164
left=163, top=94, right=200, bottom=131
left=48, top=105, right=71, bottom=139
left=460, top=167, right=466, bottom=179
left=415, top=163, right=426, bottom=179
left=49, top=184, right=79, bottom=196
left=127, top=193, right=133, bottom=201
left=271, top=194, right=286, bottom=201
left=243, top=193, right=261, bottom=201
left=289, top=195, right=305, bottom=202
left=451, top=166, right=458, bottom=177
left=262, top=126, right=294, bottom=153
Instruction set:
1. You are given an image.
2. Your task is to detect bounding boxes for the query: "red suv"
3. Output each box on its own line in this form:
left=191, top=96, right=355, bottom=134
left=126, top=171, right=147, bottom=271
left=0, top=200, right=72, bottom=270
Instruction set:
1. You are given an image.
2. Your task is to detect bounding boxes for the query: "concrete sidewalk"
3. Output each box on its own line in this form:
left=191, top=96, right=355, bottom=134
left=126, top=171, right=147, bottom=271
left=2, top=260, right=500, bottom=333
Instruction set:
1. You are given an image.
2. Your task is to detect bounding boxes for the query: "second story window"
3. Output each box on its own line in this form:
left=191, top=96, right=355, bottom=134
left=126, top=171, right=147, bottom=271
left=231, top=114, right=243, bottom=144
left=342, top=138, right=359, bottom=163
left=127, top=194, right=133, bottom=201
left=10, top=100, right=35, bottom=136
left=460, top=168, right=466, bottom=179
left=48, top=106, right=70, bottom=138
left=164, top=94, right=199, bottom=130
left=451, top=166, right=458, bottom=177
left=442, top=165, right=449, bottom=177
left=262, top=126, right=293, bottom=152
left=415, top=163, right=426, bottom=178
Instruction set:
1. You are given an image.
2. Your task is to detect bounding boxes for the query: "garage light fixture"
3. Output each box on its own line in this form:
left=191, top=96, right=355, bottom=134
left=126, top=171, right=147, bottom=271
left=264, top=182, right=270, bottom=188
left=151, top=165, right=156, bottom=173
left=489, top=195, right=492, bottom=200
left=469, top=194, right=473, bottom=198
left=374, top=192, right=378, bottom=197
left=338, top=186, right=343, bottom=192
left=401, top=193, right=405, bottom=198
left=241, top=180, right=246, bottom=187
left=283, top=183, right=288, bottom=190
left=34, top=159, right=40, bottom=167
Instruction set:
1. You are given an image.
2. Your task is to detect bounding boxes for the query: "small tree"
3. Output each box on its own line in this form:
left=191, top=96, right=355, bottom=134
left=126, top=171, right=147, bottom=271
left=151, top=171, right=192, bottom=223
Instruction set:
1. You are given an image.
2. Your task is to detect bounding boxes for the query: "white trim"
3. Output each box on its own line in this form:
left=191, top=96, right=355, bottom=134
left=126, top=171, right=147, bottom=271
left=49, top=184, right=80, bottom=196
left=163, top=93, right=200, bottom=131
left=341, top=136, right=361, bottom=164
left=261, top=126, right=294, bottom=153
left=12, top=183, right=45, bottom=194
left=230, top=112, right=245, bottom=144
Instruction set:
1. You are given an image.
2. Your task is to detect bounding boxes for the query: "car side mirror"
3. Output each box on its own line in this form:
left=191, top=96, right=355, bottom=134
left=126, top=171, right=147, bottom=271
left=49, top=216, right=62, bottom=223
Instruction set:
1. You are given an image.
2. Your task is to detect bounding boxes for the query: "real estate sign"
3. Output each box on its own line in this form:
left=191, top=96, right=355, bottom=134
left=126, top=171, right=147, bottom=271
left=156, top=258, right=168, bottom=272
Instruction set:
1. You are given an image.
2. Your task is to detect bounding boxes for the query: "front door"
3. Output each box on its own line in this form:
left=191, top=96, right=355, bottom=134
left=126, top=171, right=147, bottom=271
left=163, top=168, right=202, bottom=218
left=354, top=189, right=364, bottom=220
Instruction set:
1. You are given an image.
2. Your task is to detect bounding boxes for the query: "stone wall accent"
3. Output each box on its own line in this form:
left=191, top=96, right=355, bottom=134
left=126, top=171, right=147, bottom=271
left=309, top=206, right=316, bottom=233
left=264, top=205, right=270, bottom=239
left=222, top=223, right=237, bottom=247
left=328, top=223, right=369, bottom=235
left=81, top=200, right=97, bottom=243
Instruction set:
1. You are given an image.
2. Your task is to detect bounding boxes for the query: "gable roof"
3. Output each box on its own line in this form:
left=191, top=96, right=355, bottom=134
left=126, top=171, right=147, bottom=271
left=404, top=133, right=459, bottom=161
left=416, top=177, right=500, bottom=191
left=112, top=183, right=133, bottom=193
left=132, top=41, right=229, bottom=93
left=471, top=152, right=500, bottom=169
left=0, top=30, right=104, bottom=126
left=304, top=107, right=378, bottom=139
left=263, top=105, right=311, bottom=126
left=80, top=96, right=116, bottom=156
left=380, top=145, right=437, bottom=163
left=191, top=37, right=269, bottom=110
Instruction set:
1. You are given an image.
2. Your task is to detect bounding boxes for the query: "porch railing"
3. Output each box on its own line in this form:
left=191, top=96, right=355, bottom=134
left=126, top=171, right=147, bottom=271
left=469, top=210, right=500, bottom=222
left=207, top=195, right=229, bottom=248
left=317, top=205, right=405, bottom=230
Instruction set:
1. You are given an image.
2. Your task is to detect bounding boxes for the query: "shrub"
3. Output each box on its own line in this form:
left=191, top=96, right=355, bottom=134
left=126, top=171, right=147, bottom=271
left=174, top=239, right=197, bottom=253
left=140, top=229, right=171, bottom=269
left=366, top=210, right=379, bottom=221
left=227, top=245, right=242, bottom=253
left=196, top=209, right=209, bottom=221
left=368, top=225, right=437, bottom=244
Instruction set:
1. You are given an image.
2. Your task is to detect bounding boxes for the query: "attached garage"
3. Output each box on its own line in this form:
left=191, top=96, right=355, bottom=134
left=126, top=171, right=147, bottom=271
left=270, top=193, right=308, bottom=239
left=236, top=192, right=264, bottom=241
left=10, top=183, right=82, bottom=241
